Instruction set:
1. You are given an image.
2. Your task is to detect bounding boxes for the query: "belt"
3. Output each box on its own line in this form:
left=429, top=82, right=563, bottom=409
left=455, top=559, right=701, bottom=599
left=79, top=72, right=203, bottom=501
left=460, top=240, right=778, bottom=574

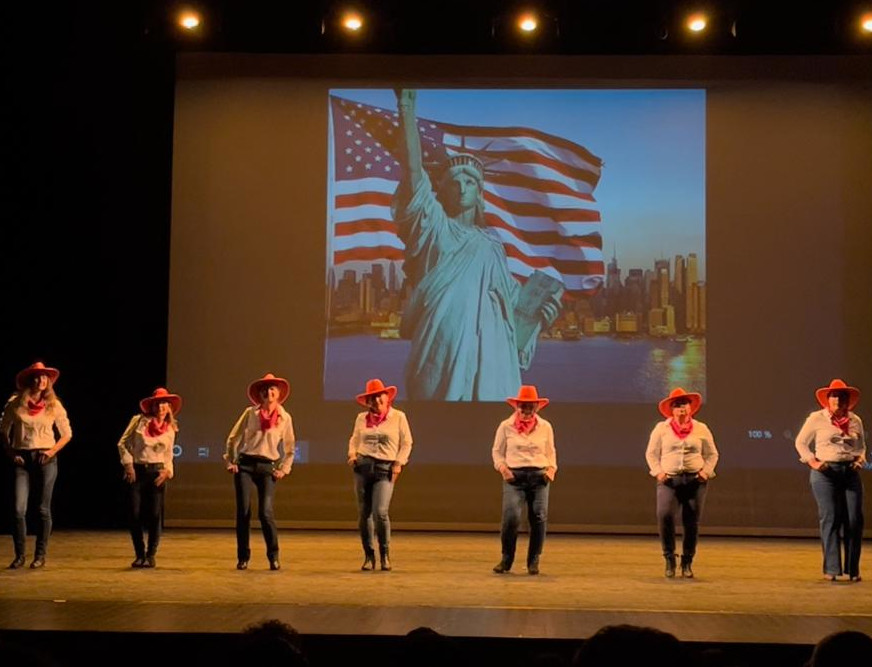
left=134, top=462, right=165, bottom=471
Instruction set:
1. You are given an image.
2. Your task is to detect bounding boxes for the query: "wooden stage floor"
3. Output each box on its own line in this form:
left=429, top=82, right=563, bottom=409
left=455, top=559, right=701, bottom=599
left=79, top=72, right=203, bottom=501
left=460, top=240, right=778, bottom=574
left=1, top=530, right=871, bottom=646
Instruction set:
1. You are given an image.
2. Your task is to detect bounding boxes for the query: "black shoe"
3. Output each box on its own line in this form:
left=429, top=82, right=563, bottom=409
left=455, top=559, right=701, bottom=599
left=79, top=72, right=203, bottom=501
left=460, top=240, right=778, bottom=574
left=493, top=559, right=512, bottom=574
left=851, top=575, right=863, bottom=582
left=680, top=555, right=694, bottom=579
left=30, top=557, right=45, bottom=569
left=361, top=552, right=376, bottom=571
left=8, top=555, right=26, bottom=570
left=131, top=557, right=146, bottom=568
left=269, top=559, right=281, bottom=571
left=142, top=555, right=156, bottom=569
left=527, top=559, right=540, bottom=575
left=664, top=555, right=677, bottom=578
left=237, top=560, right=249, bottom=570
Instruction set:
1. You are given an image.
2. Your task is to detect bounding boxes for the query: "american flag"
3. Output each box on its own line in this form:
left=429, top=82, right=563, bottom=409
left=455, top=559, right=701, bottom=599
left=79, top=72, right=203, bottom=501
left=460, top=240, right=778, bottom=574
left=329, top=94, right=605, bottom=296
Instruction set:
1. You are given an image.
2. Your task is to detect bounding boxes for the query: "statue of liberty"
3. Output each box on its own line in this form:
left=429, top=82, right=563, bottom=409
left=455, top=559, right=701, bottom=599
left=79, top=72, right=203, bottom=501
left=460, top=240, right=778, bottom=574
left=393, top=89, right=562, bottom=401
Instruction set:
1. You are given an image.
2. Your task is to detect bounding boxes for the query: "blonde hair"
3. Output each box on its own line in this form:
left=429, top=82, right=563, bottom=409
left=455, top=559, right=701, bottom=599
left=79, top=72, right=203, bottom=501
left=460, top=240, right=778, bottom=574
left=147, top=401, right=179, bottom=432
left=15, top=375, right=59, bottom=413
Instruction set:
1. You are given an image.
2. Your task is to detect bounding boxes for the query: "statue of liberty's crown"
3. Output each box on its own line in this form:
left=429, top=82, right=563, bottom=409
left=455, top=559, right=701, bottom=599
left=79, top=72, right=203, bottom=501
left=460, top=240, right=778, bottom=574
left=445, top=152, right=484, bottom=178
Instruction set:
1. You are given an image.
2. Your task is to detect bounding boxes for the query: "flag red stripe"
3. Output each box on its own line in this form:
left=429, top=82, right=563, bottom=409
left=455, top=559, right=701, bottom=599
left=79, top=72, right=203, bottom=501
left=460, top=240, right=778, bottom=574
left=484, top=192, right=602, bottom=223
left=335, top=191, right=394, bottom=208
left=334, top=218, right=398, bottom=236
left=487, top=171, right=596, bottom=202
left=334, top=247, right=405, bottom=263
left=437, top=121, right=603, bottom=167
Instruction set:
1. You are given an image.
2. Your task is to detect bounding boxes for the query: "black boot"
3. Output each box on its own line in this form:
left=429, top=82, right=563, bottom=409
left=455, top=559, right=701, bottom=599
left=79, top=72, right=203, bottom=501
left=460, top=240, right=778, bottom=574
left=361, top=549, right=376, bottom=571
left=664, top=554, right=677, bottom=578
left=680, top=554, right=694, bottom=578
left=379, top=547, right=391, bottom=571
left=493, top=556, right=513, bottom=574
left=527, top=556, right=540, bottom=576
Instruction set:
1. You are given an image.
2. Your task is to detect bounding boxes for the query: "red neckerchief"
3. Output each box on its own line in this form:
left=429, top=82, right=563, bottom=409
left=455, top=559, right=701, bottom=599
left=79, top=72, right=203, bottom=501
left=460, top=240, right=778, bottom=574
left=259, top=408, right=279, bottom=432
left=146, top=418, right=170, bottom=438
left=830, top=411, right=851, bottom=436
left=26, top=399, right=46, bottom=416
left=366, top=408, right=389, bottom=428
left=670, top=418, right=694, bottom=439
left=514, top=414, right=538, bottom=435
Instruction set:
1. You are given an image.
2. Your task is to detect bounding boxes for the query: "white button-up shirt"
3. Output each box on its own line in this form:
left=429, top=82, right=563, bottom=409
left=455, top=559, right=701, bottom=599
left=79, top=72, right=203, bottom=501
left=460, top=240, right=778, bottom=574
left=794, top=409, right=866, bottom=464
left=492, top=415, right=557, bottom=471
left=117, top=414, right=177, bottom=477
left=348, top=408, right=413, bottom=465
left=645, top=419, right=718, bottom=477
left=1, top=396, right=72, bottom=451
left=225, top=405, right=296, bottom=474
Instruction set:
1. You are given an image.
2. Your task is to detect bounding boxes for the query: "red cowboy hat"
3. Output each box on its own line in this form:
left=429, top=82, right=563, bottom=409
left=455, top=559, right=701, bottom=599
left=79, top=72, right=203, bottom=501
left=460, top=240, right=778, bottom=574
left=16, top=362, right=60, bottom=390
left=658, top=387, right=702, bottom=418
left=356, top=378, right=398, bottom=407
left=140, top=387, right=182, bottom=416
left=815, top=379, right=860, bottom=411
left=507, top=385, right=549, bottom=410
left=247, top=373, right=290, bottom=405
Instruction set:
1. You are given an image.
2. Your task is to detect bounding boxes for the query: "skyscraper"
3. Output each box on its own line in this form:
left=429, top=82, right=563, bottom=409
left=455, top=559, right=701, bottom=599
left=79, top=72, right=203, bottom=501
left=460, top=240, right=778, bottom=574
left=685, top=253, right=699, bottom=331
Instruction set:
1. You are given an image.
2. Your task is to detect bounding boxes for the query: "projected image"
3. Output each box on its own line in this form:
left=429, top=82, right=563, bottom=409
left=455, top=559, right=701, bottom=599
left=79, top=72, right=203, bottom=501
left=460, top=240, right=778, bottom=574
left=325, top=89, right=705, bottom=402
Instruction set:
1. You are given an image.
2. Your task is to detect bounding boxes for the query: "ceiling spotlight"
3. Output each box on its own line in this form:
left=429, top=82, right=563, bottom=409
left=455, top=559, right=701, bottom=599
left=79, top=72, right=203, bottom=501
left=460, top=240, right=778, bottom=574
left=686, top=13, right=708, bottom=33
left=518, top=13, right=538, bottom=33
left=178, top=11, right=201, bottom=30
left=341, top=11, right=364, bottom=32
left=861, top=12, right=872, bottom=33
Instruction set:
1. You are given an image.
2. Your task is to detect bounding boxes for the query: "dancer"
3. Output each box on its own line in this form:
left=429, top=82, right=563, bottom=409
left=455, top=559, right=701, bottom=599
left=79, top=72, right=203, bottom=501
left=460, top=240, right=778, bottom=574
left=645, top=387, right=719, bottom=578
left=491, top=385, right=556, bottom=575
left=347, top=378, right=413, bottom=571
left=795, top=379, right=865, bottom=581
left=118, top=387, right=181, bottom=568
left=225, top=373, right=295, bottom=571
left=1, top=362, right=72, bottom=569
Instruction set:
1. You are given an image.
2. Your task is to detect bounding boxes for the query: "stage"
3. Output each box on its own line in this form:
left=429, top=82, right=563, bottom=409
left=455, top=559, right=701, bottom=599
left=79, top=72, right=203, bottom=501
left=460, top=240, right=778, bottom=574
left=1, top=530, right=871, bottom=647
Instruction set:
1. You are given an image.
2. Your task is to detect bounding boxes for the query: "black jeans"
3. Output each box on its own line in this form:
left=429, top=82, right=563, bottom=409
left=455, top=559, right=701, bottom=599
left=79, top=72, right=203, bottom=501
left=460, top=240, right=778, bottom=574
left=234, top=456, right=279, bottom=561
left=129, top=463, right=166, bottom=558
left=656, top=473, right=708, bottom=558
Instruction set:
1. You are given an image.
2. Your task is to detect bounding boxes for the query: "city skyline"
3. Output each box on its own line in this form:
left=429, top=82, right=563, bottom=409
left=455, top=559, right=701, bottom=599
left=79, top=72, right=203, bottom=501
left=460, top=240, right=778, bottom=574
left=327, top=245, right=707, bottom=337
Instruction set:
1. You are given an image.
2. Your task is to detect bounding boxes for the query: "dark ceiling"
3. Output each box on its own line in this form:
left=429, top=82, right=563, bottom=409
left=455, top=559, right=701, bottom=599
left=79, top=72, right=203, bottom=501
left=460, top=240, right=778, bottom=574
left=14, top=1, right=870, bottom=57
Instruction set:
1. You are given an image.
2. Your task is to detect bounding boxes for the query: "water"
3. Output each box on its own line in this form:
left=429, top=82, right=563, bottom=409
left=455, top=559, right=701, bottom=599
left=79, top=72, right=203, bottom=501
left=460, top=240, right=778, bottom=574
left=324, top=335, right=706, bottom=403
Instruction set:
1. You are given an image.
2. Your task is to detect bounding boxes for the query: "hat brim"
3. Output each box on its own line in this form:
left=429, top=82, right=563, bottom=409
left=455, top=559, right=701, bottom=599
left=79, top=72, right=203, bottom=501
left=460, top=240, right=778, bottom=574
left=140, top=395, right=183, bottom=416
left=816, top=386, right=860, bottom=411
left=16, top=367, right=60, bottom=390
left=356, top=385, right=397, bottom=407
left=507, top=398, right=549, bottom=410
left=248, top=378, right=291, bottom=405
left=658, top=392, right=702, bottom=418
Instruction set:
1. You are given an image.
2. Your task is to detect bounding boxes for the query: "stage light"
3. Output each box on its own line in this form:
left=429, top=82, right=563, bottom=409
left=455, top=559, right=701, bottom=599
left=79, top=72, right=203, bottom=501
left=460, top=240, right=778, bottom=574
left=178, top=11, right=201, bottom=30
left=340, top=11, right=364, bottom=32
left=686, top=13, right=708, bottom=33
left=861, top=12, right=872, bottom=33
left=518, top=13, right=538, bottom=33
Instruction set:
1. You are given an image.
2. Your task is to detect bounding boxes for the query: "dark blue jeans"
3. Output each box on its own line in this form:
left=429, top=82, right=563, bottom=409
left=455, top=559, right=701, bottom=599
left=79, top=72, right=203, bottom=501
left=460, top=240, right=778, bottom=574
left=353, top=456, right=395, bottom=554
left=500, top=467, right=550, bottom=567
left=234, top=456, right=279, bottom=561
left=12, top=450, right=58, bottom=558
left=129, top=464, right=166, bottom=558
left=656, top=473, right=708, bottom=558
left=810, top=463, right=864, bottom=577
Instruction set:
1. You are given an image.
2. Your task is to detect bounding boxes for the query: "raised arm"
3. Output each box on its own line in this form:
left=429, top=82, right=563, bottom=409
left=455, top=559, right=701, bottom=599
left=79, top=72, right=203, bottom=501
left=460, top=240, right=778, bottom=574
left=395, top=89, right=424, bottom=191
